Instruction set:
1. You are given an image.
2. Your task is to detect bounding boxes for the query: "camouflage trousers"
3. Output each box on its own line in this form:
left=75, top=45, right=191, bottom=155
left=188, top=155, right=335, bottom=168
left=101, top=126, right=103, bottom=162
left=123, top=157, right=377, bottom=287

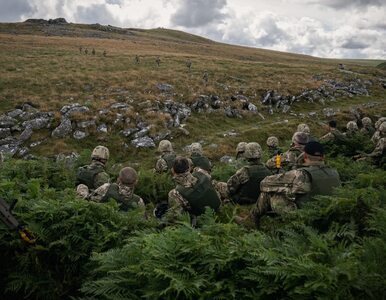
left=253, top=192, right=297, bottom=217
left=212, top=180, right=230, bottom=203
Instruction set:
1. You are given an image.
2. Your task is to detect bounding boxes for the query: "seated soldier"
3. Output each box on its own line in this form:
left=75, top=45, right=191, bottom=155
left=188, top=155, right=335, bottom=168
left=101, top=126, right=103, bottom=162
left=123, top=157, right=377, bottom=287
left=189, top=142, right=212, bottom=173
left=76, top=145, right=110, bottom=197
left=320, top=120, right=345, bottom=143
left=155, top=140, right=176, bottom=173
left=254, top=141, right=341, bottom=221
left=88, top=167, right=145, bottom=211
left=266, top=136, right=282, bottom=158
left=297, top=123, right=317, bottom=142
left=344, top=121, right=359, bottom=137
left=360, top=117, right=375, bottom=137
left=355, top=121, right=386, bottom=166
left=235, top=141, right=248, bottom=168
left=371, top=117, right=386, bottom=144
left=167, top=156, right=221, bottom=221
left=227, top=142, right=272, bottom=205
left=266, top=132, right=309, bottom=171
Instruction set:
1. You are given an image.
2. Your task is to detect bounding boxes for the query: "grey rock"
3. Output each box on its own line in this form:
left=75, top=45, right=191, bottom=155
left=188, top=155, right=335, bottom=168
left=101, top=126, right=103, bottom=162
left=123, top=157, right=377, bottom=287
left=177, top=127, right=190, bottom=136
left=156, top=83, right=173, bottom=92
left=220, top=155, right=234, bottom=164
left=22, top=103, right=38, bottom=112
left=60, top=103, right=89, bottom=117
left=7, top=109, right=23, bottom=118
left=113, top=114, right=125, bottom=126
left=131, top=136, right=155, bottom=148
left=18, top=147, right=30, bottom=157
left=19, top=127, right=33, bottom=141
left=73, top=130, right=88, bottom=140
left=282, top=105, right=291, bottom=113
left=151, top=130, right=171, bottom=142
left=136, top=121, right=149, bottom=130
left=97, top=124, right=108, bottom=133
left=110, top=102, right=129, bottom=110
left=0, top=137, right=20, bottom=146
left=323, top=107, right=339, bottom=118
left=0, top=115, right=17, bottom=128
left=121, top=128, right=138, bottom=137
left=52, top=117, right=72, bottom=138
left=248, top=103, right=258, bottom=112
left=30, top=140, right=44, bottom=148
left=0, top=128, right=11, bottom=139
left=77, top=120, right=96, bottom=129
left=308, top=112, right=318, bottom=118
left=224, top=107, right=241, bottom=118
left=134, top=127, right=150, bottom=139
left=0, top=144, right=19, bottom=156
left=22, top=117, right=51, bottom=130
left=55, top=152, right=80, bottom=166
left=208, top=143, right=218, bottom=149
left=223, top=129, right=238, bottom=137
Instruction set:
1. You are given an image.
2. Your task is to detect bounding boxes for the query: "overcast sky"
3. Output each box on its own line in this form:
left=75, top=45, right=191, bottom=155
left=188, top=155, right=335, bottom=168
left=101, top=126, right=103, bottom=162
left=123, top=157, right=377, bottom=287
left=1, top=0, right=386, bottom=59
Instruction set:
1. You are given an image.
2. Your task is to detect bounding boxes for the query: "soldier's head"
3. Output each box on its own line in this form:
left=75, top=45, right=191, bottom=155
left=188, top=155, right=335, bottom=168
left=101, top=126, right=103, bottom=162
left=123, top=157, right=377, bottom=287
left=292, top=132, right=309, bottom=147
left=158, top=140, right=173, bottom=153
left=236, top=142, right=247, bottom=159
left=190, top=142, right=203, bottom=155
left=328, top=120, right=337, bottom=130
left=244, top=142, right=262, bottom=160
left=346, top=121, right=358, bottom=132
left=361, top=117, right=372, bottom=127
left=304, top=141, right=324, bottom=162
left=172, top=156, right=190, bottom=174
left=297, top=123, right=310, bottom=134
left=375, top=117, right=386, bottom=130
left=118, top=167, right=138, bottom=186
left=91, top=145, right=109, bottom=164
left=266, top=136, right=279, bottom=149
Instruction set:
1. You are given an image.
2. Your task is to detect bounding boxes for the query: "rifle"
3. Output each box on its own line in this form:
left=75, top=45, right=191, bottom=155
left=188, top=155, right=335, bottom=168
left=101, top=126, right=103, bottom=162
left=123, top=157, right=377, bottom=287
left=0, top=197, right=36, bottom=244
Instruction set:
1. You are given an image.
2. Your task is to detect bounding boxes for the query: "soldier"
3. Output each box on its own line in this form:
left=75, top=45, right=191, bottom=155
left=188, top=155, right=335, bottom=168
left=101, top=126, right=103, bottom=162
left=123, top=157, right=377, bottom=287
left=355, top=122, right=386, bottom=166
left=88, top=167, right=145, bottom=211
left=297, top=123, right=317, bottom=142
left=167, top=156, right=221, bottom=221
left=155, top=56, right=161, bottom=67
left=255, top=141, right=341, bottom=220
left=91, top=48, right=96, bottom=55
left=266, top=132, right=308, bottom=170
left=75, top=145, right=110, bottom=196
left=344, top=121, right=359, bottom=137
left=84, top=48, right=88, bottom=55
left=360, top=117, right=375, bottom=136
left=79, top=46, right=82, bottom=53
left=186, top=59, right=192, bottom=71
left=266, top=136, right=281, bottom=158
left=372, top=117, right=386, bottom=144
left=202, top=70, right=208, bottom=85
left=236, top=142, right=247, bottom=160
left=155, top=140, right=176, bottom=173
left=320, top=120, right=345, bottom=143
left=189, top=142, right=212, bottom=173
left=227, top=142, right=271, bottom=205
left=103, top=50, right=107, bottom=57
left=135, top=55, right=140, bottom=64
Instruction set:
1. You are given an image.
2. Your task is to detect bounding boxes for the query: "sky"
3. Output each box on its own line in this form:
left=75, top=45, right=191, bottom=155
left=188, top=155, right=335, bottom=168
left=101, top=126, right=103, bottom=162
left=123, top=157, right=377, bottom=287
left=1, top=0, right=386, bottom=59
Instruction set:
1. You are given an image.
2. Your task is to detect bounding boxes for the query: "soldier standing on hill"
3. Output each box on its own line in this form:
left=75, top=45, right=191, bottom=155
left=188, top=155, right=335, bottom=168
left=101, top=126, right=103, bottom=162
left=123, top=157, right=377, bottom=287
left=135, top=55, right=140, bottom=64
left=84, top=48, right=88, bottom=55
left=91, top=48, right=96, bottom=55
left=103, top=50, right=107, bottom=57
left=156, top=56, right=161, bottom=67
left=203, top=70, right=209, bottom=85
left=186, top=59, right=192, bottom=71
left=79, top=46, right=82, bottom=53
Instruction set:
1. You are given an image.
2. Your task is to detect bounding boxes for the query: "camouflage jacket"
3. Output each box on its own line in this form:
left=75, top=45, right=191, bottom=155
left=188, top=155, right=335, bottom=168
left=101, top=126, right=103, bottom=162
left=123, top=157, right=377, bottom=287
left=266, top=146, right=304, bottom=170
left=320, top=129, right=344, bottom=143
left=371, top=131, right=381, bottom=144
left=360, top=126, right=375, bottom=136
left=367, top=137, right=385, bottom=159
left=88, top=182, right=145, bottom=210
left=155, top=152, right=176, bottom=173
left=76, top=161, right=110, bottom=190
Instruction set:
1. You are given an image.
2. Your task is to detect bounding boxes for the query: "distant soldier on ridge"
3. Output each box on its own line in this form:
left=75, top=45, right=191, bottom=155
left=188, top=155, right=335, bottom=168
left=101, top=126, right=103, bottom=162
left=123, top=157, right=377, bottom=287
left=155, top=56, right=161, bottom=67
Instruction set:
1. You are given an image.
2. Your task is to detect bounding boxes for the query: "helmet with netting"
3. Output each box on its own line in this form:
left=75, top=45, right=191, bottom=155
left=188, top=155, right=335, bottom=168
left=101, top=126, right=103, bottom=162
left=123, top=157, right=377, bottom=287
left=346, top=121, right=358, bottom=131
left=158, top=140, right=173, bottom=152
left=297, top=123, right=310, bottom=134
left=236, top=142, right=247, bottom=154
left=244, top=142, right=262, bottom=159
left=190, top=142, right=203, bottom=155
left=91, top=145, right=110, bottom=161
left=379, top=121, right=386, bottom=134
left=119, top=167, right=138, bottom=186
left=266, top=136, right=279, bottom=148
left=292, top=132, right=309, bottom=145
left=375, top=117, right=386, bottom=130
left=361, top=117, right=372, bottom=127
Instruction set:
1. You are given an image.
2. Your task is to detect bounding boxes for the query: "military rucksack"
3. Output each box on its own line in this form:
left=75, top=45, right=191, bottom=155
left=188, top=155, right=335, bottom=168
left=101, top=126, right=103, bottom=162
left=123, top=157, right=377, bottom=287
left=176, top=171, right=220, bottom=216
left=233, top=164, right=272, bottom=204
left=76, top=163, right=105, bottom=190
left=296, top=165, right=341, bottom=206
left=102, top=183, right=141, bottom=211
left=161, top=153, right=177, bottom=170
left=191, top=154, right=211, bottom=172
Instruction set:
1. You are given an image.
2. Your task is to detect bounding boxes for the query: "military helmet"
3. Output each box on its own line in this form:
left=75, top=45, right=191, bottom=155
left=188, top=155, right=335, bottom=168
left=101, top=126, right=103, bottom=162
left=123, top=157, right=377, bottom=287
left=119, top=167, right=138, bottom=186
left=244, top=142, right=262, bottom=159
left=158, top=140, right=173, bottom=152
left=297, top=123, right=310, bottom=134
left=375, top=117, right=386, bottom=130
left=266, top=136, right=279, bottom=148
left=379, top=121, right=386, bottom=134
left=292, top=132, right=309, bottom=145
left=236, top=142, right=247, bottom=154
left=346, top=121, right=358, bottom=131
left=361, top=117, right=372, bottom=127
left=91, top=145, right=110, bottom=161
left=190, top=142, right=203, bottom=155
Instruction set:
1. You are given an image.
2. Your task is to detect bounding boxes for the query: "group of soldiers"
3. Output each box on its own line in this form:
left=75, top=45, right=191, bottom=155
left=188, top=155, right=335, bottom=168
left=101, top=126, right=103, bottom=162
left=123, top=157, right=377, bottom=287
left=75, top=116, right=385, bottom=227
left=79, top=46, right=107, bottom=57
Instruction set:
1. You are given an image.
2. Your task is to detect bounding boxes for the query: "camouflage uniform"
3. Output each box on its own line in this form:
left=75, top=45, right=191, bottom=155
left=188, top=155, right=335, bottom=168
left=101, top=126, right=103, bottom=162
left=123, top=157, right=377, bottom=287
left=189, top=143, right=212, bottom=172
left=76, top=160, right=110, bottom=190
left=320, top=128, right=345, bottom=143
left=344, top=121, right=359, bottom=137
left=297, top=123, right=317, bottom=142
left=358, top=122, right=386, bottom=165
left=371, top=118, right=386, bottom=144
left=167, top=169, right=220, bottom=219
left=255, top=160, right=341, bottom=216
left=227, top=143, right=271, bottom=204
left=360, top=117, right=375, bottom=136
left=88, top=182, right=145, bottom=211
left=155, top=140, right=176, bottom=173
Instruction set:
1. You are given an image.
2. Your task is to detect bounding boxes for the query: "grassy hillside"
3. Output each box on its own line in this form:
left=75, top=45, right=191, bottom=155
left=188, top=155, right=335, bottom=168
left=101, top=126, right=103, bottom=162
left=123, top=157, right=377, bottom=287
left=0, top=21, right=385, bottom=161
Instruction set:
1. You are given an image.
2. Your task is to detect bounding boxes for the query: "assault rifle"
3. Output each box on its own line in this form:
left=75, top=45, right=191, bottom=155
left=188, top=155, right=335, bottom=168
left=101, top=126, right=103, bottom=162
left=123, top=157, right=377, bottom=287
left=0, top=197, right=36, bottom=244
